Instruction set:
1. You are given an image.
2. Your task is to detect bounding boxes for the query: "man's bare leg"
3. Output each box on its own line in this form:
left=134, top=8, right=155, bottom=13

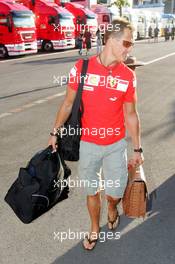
left=83, top=192, right=101, bottom=250
left=106, top=195, right=121, bottom=229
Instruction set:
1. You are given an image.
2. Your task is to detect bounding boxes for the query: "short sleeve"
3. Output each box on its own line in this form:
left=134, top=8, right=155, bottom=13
left=124, top=72, right=137, bottom=103
left=68, top=59, right=83, bottom=91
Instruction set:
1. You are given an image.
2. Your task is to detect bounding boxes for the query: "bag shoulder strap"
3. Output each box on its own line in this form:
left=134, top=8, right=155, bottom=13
left=70, top=59, right=89, bottom=122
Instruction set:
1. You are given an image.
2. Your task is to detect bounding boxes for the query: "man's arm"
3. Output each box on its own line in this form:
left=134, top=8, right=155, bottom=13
left=124, top=101, right=141, bottom=149
left=48, top=85, right=77, bottom=150
left=124, top=101, right=144, bottom=166
left=52, top=86, right=77, bottom=130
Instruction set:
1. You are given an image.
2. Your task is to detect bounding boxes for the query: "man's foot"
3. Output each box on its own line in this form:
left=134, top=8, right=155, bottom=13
left=82, top=231, right=100, bottom=250
left=107, top=207, right=120, bottom=230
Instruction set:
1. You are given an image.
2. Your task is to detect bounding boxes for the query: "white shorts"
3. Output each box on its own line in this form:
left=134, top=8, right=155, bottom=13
left=78, top=138, right=128, bottom=198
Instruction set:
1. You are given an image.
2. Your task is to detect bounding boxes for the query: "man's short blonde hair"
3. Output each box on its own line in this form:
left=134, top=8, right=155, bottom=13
left=104, top=18, right=134, bottom=44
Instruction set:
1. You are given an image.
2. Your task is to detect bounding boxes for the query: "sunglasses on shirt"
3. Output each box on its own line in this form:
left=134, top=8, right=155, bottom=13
left=122, top=40, right=134, bottom=48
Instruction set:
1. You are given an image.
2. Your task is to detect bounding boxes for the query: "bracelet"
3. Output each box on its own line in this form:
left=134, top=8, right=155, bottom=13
left=50, top=127, right=60, bottom=137
left=50, top=132, right=57, bottom=137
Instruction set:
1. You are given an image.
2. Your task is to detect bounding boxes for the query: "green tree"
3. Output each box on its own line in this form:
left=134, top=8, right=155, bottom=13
left=111, top=0, right=130, bottom=17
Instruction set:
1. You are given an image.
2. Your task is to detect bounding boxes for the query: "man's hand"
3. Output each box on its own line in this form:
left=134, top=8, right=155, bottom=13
left=48, top=136, right=58, bottom=152
left=129, top=152, right=144, bottom=167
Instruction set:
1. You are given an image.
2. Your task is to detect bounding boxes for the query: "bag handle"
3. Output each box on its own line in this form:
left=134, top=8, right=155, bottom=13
left=30, top=146, right=59, bottom=167
left=69, top=59, right=89, bottom=125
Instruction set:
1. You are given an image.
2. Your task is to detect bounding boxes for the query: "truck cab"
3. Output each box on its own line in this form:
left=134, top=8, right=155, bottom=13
left=136, top=12, right=146, bottom=39
left=122, top=9, right=138, bottom=40
left=160, top=14, right=175, bottom=36
left=55, top=1, right=98, bottom=47
left=0, top=0, right=37, bottom=58
left=17, top=0, right=75, bottom=51
left=90, top=4, right=111, bottom=37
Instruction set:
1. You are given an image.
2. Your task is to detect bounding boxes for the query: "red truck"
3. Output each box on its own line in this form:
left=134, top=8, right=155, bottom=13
left=55, top=0, right=98, bottom=47
left=0, top=0, right=37, bottom=58
left=91, top=4, right=111, bottom=44
left=66, top=0, right=111, bottom=44
left=17, top=0, right=75, bottom=51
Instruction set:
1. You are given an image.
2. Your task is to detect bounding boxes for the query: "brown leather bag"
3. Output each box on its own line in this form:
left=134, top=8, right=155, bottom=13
left=122, top=165, right=148, bottom=218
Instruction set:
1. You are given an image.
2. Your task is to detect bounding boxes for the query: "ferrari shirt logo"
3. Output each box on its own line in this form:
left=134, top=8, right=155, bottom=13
left=106, top=76, right=118, bottom=89
left=109, top=77, right=117, bottom=88
left=106, top=77, right=129, bottom=91
left=86, top=74, right=100, bottom=86
left=117, top=80, right=129, bottom=92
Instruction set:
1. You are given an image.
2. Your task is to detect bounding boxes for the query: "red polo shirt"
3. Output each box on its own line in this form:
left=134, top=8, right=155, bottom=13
left=68, top=55, right=137, bottom=145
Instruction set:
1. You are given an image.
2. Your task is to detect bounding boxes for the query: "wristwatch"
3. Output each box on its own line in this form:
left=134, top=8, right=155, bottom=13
left=134, top=147, right=143, bottom=153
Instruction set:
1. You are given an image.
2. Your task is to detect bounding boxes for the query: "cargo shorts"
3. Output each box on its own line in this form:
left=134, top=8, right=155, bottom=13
left=78, top=138, right=128, bottom=198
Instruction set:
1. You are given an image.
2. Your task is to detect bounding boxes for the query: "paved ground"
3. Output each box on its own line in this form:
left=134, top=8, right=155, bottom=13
left=0, top=39, right=175, bottom=264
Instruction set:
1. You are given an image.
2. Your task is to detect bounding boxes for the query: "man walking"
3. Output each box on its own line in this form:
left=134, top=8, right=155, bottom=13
left=96, top=28, right=103, bottom=54
left=148, top=25, right=152, bottom=42
left=48, top=18, right=144, bottom=250
left=170, top=24, right=175, bottom=40
left=77, top=31, right=84, bottom=55
left=154, top=26, right=159, bottom=42
left=84, top=27, right=92, bottom=56
left=164, top=26, right=170, bottom=41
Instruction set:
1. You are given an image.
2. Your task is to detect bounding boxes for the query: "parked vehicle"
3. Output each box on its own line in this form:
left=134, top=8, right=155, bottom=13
left=107, top=7, right=145, bottom=40
left=60, top=0, right=110, bottom=44
left=17, top=0, right=75, bottom=51
left=122, top=9, right=138, bottom=40
left=55, top=1, right=98, bottom=47
left=0, top=0, right=37, bottom=58
left=160, top=13, right=175, bottom=36
left=91, top=4, right=111, bottom=44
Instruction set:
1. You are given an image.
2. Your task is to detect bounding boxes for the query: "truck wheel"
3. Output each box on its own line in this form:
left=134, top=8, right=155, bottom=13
left=42, top=41, right=53, bottom=52
left=0, top=45, right=8, bottom=58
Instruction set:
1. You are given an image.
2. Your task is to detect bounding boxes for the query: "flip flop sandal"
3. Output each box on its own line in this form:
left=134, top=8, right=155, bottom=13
left=107, top=209, right=120, bottom=230
left=82, top=235, right=99, bottom=251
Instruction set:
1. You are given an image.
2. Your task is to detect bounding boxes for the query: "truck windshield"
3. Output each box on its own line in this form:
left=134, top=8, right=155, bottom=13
left=86, top=14, right=96, bottom=19
left=58, top=13, right=73, bottom=26
left=59, top=13, right=73, bottom=20
left=12, top=11, right=35, bottom=28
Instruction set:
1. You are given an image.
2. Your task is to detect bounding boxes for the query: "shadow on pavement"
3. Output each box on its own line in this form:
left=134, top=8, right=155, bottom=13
left=52, top=174, right=175, bottom=264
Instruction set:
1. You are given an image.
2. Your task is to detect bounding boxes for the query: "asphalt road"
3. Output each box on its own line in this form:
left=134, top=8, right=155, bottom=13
left=0, top=39, right=175, bottom=264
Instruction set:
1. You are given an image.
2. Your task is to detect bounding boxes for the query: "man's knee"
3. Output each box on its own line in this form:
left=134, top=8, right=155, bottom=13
left=87, top=192, right=100, bottom=198
left=106, top=194, right=121, bottom=203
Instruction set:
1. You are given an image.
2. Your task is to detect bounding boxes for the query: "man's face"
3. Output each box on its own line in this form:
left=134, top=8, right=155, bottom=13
left=111, top=28, right=134, bottom=62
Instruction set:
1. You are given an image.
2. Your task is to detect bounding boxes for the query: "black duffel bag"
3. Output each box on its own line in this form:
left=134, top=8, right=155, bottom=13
left=57, top=59, right=89, bottom=161
left=4, top=146, right=71, bottom=224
